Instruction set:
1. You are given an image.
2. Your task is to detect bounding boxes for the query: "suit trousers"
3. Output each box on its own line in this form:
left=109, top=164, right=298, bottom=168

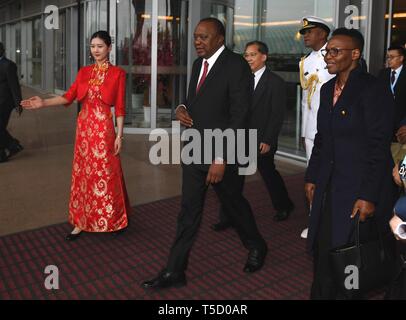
left=0, top=106, right=16, bottom=151
left=218, top=151, right=293, bottom=224
left=166, top=163, right=266, bottom=273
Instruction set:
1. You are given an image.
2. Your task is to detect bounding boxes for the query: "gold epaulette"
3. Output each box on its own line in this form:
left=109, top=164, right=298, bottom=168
left=299, top=57, right=319, bottom=110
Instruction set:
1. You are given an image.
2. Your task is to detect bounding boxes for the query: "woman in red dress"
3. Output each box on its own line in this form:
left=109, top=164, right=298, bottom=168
left=21, top=31, right=130, bottom=240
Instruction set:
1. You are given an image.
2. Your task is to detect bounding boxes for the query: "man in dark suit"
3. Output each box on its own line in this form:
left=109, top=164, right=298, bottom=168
left=142, top=18, right=267, bottom=289
left=379, top=45, right=406, bottom=142
left=0, top=42, right=23, bottom=163
left=212, top=41, right=294, bottom=232
left=305, top=28, right=397, bottom=299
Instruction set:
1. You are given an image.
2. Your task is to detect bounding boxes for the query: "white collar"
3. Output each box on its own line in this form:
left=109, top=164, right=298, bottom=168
left=311, top=42, right=328, bottom=56
left=392, top=65, right=403, bottom=74
left=254, top=66, right=266, bottom=79
left=204, top=45, right=225, bottom=66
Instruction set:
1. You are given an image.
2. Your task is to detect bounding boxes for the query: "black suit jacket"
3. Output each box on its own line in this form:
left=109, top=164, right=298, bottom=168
left=249, top=68, right=286, bottom=152
left=184, top=48, right=253, bottom=168
left=0, top=57, right=22, bottom=111
left=305, top=66, right=396, bottom=251
left=378, top=65, right=406, bottom=135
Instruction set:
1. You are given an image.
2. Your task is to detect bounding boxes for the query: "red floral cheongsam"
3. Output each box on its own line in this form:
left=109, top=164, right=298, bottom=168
left=63, top=61, right=130, bottom=232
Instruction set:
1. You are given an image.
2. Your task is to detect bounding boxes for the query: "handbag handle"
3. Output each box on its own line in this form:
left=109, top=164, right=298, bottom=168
left=350, top=212, right=386, bottom=269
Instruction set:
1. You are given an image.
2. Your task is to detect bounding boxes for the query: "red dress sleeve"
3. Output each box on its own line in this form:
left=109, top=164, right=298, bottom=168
left=62, top=69, right=81, bottom=107
left=114, top=70, right=126, bottom=117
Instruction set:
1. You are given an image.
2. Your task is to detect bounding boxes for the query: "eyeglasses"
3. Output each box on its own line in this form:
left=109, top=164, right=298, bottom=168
left=321, top=48, right=355, bottom=57
left=386, top=55, right=402, bottom=60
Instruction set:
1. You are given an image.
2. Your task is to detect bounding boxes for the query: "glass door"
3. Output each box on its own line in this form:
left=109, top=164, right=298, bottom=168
left=116, top=0, right=153, bottom=128
left=213, top=0, right=336, bottom=159
left=156, top=0, right=189, bottom=128
left=54, top=10, right=67, bottom=92
left=388, top=0, right=406, bottom=47
left=114, top=0, right=189, bottom=130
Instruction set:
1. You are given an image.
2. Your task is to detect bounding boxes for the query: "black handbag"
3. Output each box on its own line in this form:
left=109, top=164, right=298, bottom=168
left=329, top=215, right=399, bottom=299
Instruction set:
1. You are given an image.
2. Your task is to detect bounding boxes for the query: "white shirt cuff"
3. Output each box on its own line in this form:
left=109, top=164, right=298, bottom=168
left=175, top=104, right=187, bottom=112
left=214, top=157, right=224, bottom=164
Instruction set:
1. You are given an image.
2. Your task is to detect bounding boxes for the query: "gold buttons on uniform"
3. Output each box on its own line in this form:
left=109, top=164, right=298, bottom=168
left=341, top=110, right=346, bottom=116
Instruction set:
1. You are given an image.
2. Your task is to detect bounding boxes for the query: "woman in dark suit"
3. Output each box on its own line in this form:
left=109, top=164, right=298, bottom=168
left=304, top=28, right=397, bottom=299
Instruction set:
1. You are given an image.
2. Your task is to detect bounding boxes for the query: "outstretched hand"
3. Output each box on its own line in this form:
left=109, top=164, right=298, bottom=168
left=20, top=96, right=45, bottom=109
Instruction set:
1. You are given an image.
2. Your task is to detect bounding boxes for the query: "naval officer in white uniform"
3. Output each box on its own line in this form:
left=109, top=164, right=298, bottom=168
left=299, top=16, right=335, bottom=239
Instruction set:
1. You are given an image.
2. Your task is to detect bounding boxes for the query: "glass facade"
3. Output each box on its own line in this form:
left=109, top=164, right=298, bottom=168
left=116, top=0, right=153, bottom=128
left=115, top=0, right=189, bottom=129
left=54, top=11, right=67, bottom=91
left=0, top=0, right=397, bottom=160
left=29, top=18, right=42, bottom=87
left=227, top=0, right=335, bottom=157
left=389, top=0, right=406, bottom=46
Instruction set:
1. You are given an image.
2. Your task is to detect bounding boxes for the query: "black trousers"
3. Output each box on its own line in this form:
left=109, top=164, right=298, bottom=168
left=0, top=106, right=17, bottom=151
left=166, top=163, right=266, bottom=273
left=219, top=151, right=293, bottom=223
left=310, top=185, right=338, bottom=300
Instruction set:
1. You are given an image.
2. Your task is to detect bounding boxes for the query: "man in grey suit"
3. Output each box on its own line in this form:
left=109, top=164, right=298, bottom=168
left=0, top=42, right=23, bottom=163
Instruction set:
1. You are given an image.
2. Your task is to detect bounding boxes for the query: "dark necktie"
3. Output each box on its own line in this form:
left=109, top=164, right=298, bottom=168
left=196, top=61, right=209, bottom=93
left=391, top=70, right=397, bottom=85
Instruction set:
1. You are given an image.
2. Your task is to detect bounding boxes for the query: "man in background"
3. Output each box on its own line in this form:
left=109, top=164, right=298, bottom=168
left=380, top=46, right=406, bottom=156
left=0, top=42, right=23, bottom=163
left=212, top=40, right=294, bottom=231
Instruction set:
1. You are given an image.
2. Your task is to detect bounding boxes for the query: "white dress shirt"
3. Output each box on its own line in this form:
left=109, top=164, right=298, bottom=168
left=197, top=45, right=226, bottom=85
left=391, top=65, right=403, bottom=93
left=177, top=45, right=226, bottom=112
left=253, top=66, right=266, bottom=90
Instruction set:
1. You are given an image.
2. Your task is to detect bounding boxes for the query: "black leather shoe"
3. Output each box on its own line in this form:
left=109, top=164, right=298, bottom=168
left=66, top=232, right=82, bottom=241
left=142, top=271, right=186, bottom=289
left=243, top=246, right=268, bottom=273
left=7, top=143, right=23, bottom=158
left=211, top=221, right=232, bottom=232
left=273, top=205, right=294, bottom=222
left=111, top=228, right=127, bottom=237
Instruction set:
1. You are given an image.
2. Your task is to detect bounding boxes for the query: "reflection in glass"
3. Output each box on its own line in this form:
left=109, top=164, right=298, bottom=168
left=391, top=0, right=406, bottom=46
left=54, top=11, right=66, bottom=90
left=15, top=23, right=22, bottom=79
left=116, top=0, right=189, bottom=129
left=117, top=0, right=153, bottom=128
left=31, top=18, right=42, bottom=87
left=156, top=0, right=188, bottom=128
left=231, top=0, right=334, bottom=157
left=211, top=4, right=235, bottom=49
left=81, top=0, right=108, bottom=66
